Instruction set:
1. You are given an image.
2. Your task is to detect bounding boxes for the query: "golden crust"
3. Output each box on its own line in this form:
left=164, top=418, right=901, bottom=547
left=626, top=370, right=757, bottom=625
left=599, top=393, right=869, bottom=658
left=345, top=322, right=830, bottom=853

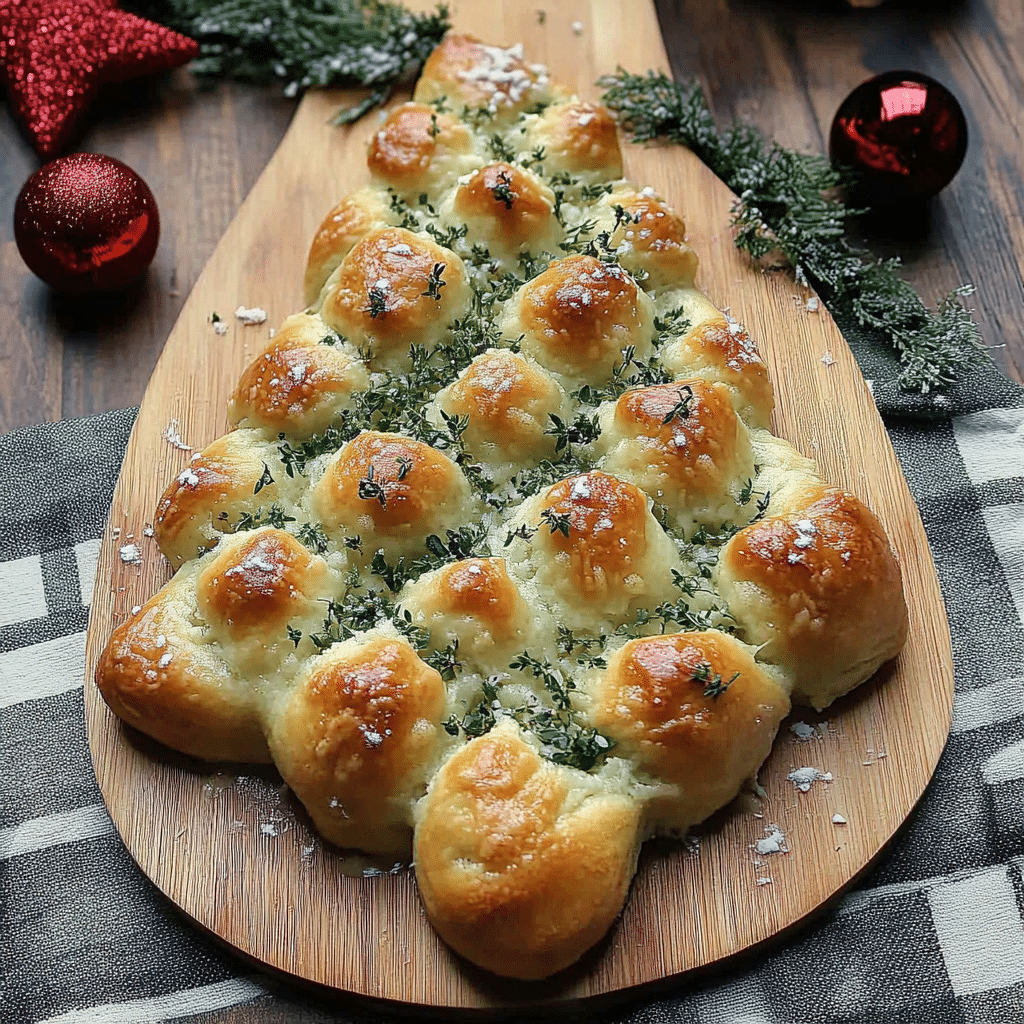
left=591, top=632, right=790, bottom=830
left=603, top=191, right=699, bottom=291
left=196, top=529, right=334, bottom=643
left=508, top=255, right=655, bottom=384
left=524, top=100, right=622, bottom=179
left=413, top=32, right=553, bottom=121
left=227, top=313, right=369, bottom=438
left=715, top=484, right=909, bottom=709
left=269, top=636, right=446, bottom=855
left=94, top=579, right=270, bottom=764
left=303, top=187, right=392, bottom=307
left=432, top=348, right=567, bottom=466
left=451, top=162, right=559, bottom=258
left=310, top=431, right=473, bottom=554
left=598, top=379, right=755, bottom=531
left=662, top=306, right=774, bottom=429
left=318, top=227, right=471, bottom=367
left=398, top=557, right=538, bottom=673
left=153, top=430, right=298, bottom=570
left=414, top=719, right=641, bottom=979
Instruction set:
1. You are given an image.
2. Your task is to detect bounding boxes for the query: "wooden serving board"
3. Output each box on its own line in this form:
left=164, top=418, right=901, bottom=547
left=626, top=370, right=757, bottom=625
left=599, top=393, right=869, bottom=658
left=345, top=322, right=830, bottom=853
left=83, top=0, right=954, bottom=1011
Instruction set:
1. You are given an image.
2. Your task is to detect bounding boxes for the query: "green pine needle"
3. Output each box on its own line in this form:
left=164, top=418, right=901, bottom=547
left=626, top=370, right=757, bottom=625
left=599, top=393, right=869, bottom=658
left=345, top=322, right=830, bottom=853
left=132, top=1, right=450, bottom=120
left=599, top=68, right=983, bottom=393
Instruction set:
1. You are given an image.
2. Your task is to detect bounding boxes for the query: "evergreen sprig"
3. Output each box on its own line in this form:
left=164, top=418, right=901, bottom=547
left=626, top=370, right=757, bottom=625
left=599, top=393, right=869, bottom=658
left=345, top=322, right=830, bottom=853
left=132, top=0, right=450, bottom=121
left=598, top=68, right=984, bottom=393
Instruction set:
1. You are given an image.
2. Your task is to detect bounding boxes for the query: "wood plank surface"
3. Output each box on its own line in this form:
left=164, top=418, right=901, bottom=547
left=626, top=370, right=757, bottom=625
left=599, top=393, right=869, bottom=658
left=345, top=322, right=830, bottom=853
left=81, top=0, right=954, bottom=1012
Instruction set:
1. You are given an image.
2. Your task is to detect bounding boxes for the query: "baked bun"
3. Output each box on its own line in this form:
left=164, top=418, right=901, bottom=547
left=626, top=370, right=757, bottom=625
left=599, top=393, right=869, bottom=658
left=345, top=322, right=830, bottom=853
left=428, top=348, right=569, bottom=472
left=366, top=102, right=478, bottom=200
left=317, top=227, right=472, bottom=369
left=268, top=634, right=446, bottom=855
left=501, top=255, right=655, bottom=385
left=154, top=430, right=303, bottom=569
left=398, top=557, right=540, bottom=674
left=598, top=188, right=699, bottom=292
left=660, top=290, right=774, bottom=429
left=95, top=31, right=911, bottom=985
left=195, top=528, right=339, bottom=677
left=414, top=718, right=641, bottom=979
left=596, top=379, right=755, bottom=535
left=517, top=100, right=623, bottom=181
left=308, top=431, right=475, bottom=559
left=715, top=484, right=909, bottom=709
left=589, top=632, right=790, bottom=831
left=446, top=162, right=561, bottom=262
left=227, top=313, right=369, bottom=438
left=506, top=471, right=679, bottom=631
left=303, top=187, right=393, bottom=307
left=413, top=32, right=554, bottom=122
left=95, top=571, right=270, bottom=764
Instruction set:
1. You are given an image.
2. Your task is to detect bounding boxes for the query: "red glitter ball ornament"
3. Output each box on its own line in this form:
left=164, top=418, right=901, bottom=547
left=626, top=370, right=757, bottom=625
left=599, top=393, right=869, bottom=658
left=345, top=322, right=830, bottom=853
left=14, top=153, right=160, bottom=292
left=829, top=71, right=968, bottom=199
left=0, top=0, right=198, bottom=157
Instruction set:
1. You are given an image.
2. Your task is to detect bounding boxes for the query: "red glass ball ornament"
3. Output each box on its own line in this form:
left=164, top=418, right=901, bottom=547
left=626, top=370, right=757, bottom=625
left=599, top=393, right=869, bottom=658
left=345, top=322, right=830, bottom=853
left=13, top=153, right=160, bottom=292
left=829, top=71, right=968, bottom=199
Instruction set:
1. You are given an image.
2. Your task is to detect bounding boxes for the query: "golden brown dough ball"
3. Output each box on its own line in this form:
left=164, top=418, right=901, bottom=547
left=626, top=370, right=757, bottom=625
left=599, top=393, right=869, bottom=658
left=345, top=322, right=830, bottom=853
left=507, top=471, right=680, bottom=631
left=317, top=227, right=472, bottom=370
left=501, top=255, right=655, bottom=386
left=268, top=634, right=446, bottom=856
left=596, top=379, right=755, bottom=535
left=428, top=348, right=569, bottom=472
left=413, top=32, right=554, bottom=123
left=598, top=189, right=699, bottom=292
left=589, top=631, right=790, bottom=831
left=714, top=484, right=909, bottom=709
left=398, top=557, right=540, bottom=673
left=447, top=162, right=561, bottom=261
left=366, top=101, right=478, bottom=200
left=154, top=430, right=302, bottom=570
left=195, top=528, right=339, bottom=677
left=303, top=187, right=393, bottom=307
left=660, top=291, right=774, bottom=429
left=519, top=100, right=623, bottom=181
left=94, top=569, right=270, bottom=764
left=308, top=431, right=475, bottom=559
left=414, top=718, right=641, bottom=979
left=227, top=313, right=369, bottom=439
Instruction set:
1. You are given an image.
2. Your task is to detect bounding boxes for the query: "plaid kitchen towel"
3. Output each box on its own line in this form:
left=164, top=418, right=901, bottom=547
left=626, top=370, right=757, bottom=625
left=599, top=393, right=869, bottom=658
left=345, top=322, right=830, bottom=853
left=2, top=350, right=1024, bottom=1023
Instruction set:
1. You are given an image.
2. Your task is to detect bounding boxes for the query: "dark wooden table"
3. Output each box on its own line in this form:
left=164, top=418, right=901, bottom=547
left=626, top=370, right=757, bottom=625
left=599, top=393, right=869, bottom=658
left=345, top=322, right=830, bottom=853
left=1, top=0, right=1022, bottom=436
left=0, top=0, right=1019, bottom=1020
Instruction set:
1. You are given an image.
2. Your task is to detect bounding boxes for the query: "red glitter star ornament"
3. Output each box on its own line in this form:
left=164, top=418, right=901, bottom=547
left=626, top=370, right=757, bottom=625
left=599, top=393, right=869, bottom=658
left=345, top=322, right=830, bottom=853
left=0, top=0, right=199, bottom=157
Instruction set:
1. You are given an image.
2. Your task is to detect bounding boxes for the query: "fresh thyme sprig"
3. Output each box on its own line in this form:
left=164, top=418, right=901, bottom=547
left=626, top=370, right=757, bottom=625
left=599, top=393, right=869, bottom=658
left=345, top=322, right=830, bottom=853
left=598, top=68, right=984, bottom=393
left=132, top=1, right=450, bottom=122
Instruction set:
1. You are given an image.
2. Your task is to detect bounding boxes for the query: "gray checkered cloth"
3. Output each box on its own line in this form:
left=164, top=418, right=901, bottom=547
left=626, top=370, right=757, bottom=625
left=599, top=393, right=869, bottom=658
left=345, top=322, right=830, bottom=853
left=3, top=334, right=1023, bottom=1023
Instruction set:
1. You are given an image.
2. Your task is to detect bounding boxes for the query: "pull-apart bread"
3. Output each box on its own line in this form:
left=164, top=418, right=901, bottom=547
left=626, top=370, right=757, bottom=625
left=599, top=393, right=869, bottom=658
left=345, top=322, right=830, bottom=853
left=96, top=32, right=909, bottom=981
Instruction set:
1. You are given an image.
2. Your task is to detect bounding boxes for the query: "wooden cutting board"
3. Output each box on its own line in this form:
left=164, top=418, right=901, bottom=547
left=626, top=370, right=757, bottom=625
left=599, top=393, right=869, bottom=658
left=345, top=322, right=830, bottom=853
left=83, top=0, right=954, bottom=1011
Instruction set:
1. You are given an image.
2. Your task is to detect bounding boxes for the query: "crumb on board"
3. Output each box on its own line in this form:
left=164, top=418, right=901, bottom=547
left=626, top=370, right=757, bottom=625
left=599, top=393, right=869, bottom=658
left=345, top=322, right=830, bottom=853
left=789, top=721, right=818, bottom=741
left=832, top=813, right=848, bottom=825
left=787, top=766, right=833, bottom=792
left=235, top=305, right=268, bottom=325
left=821, top=351, right=836, bottom=366
left=754, top=824, right=788, bottom=856
left=119, top=543, right=142, bottom=565
left=571, top=20, right=584, bottom=34
left=161, top=419, right=192, bottom=451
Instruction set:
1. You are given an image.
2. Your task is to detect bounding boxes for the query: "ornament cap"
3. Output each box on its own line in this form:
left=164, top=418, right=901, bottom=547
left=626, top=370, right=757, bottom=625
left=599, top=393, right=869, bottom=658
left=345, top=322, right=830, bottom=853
left=829, top=70, right=968, bottom=200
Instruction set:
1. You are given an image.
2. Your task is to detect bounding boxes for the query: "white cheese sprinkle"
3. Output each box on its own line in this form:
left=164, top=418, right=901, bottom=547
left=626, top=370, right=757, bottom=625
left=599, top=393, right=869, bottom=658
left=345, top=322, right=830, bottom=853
left=787, top=766, right=833, bottom=792
left=234, top=305, right=268, bottom=325
left=832, top=813, right=848, bottom=825
left=821, top=351, right=836, bottom=366
left=790, top=721, right=818, bottom=741
left=571, top=20, right=584, bottom=35
left=119, top=544, right=142, bottom=565
left=754, top=825, right=788, bottom=856
left=806, top=296, right=820, bottom=312
left=161, top=419, right=192, bottom=451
